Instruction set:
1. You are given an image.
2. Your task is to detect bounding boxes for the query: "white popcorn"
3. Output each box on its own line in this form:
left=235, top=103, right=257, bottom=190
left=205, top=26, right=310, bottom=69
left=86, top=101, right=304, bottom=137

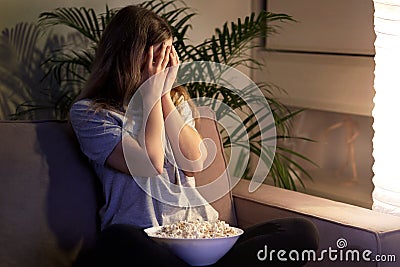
left=151, top=220, right=239, bottom=239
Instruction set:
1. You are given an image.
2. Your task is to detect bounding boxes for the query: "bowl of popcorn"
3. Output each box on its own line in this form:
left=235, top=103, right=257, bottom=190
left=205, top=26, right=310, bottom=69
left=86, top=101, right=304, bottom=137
left=144, top=220, right=243, bottom=266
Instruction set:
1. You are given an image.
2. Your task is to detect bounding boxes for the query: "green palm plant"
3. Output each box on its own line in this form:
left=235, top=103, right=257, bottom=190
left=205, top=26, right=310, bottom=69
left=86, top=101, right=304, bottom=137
left=0, top=22, right=66, bottom=119
left=25, top=0, right=315, bottom=190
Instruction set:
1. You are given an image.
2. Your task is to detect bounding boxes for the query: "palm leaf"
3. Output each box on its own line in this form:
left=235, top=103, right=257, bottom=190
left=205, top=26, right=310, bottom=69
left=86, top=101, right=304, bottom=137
left=0, top=22, right=61, bottom=120
left=41, top=47, right=94, bottom=84
left=198, top=11, right=295, bottom=68
left=38, top=6, right=117, bottom=97
left=38, top=6, right=116, bottom=43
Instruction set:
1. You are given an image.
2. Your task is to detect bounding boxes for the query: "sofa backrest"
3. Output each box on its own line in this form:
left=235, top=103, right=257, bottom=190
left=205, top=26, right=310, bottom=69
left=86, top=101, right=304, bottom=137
left=0, top=107, right=236, bottom=267
left=193, top=107, right=237, bottom=226
left=0, top=120, right=100, bottom=267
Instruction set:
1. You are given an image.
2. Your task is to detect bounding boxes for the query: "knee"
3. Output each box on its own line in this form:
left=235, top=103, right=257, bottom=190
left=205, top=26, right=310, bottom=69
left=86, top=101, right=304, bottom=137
left=268, top=217, right=319, bottom=250
left=291, top=218, right=319, bottom=250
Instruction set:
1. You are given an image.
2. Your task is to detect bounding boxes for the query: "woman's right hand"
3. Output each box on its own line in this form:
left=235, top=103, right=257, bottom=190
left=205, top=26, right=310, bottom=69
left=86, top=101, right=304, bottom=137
left=142, top=42, right=172, bottom=96
left=122, top=42, right=173, bottom=176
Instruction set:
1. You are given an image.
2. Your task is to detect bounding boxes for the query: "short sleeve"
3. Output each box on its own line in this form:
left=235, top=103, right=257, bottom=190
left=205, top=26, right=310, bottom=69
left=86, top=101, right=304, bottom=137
left=69, top=100, right=123, bottom=166
left=178, top=101, right=196, bottom=130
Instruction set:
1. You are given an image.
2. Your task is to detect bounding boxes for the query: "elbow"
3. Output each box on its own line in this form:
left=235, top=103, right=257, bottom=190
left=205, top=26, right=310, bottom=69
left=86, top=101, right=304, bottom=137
left=194, top=150, right=206, bottom=170
left=197, top=139, right=208, bottom=170
left=181, top=149, right=207, bottom=175
left=187, top=138, right=208, bottom=165
left=194, top=140, right=209, bottom=172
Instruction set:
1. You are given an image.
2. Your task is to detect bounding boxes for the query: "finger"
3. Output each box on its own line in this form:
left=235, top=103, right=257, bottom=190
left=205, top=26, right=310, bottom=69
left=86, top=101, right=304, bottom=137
left=168, top=48, right=179, bottom=72
left=170, top=46, right=179, bottom=66
left=156, top=42, right=168, bottom=67
left=161, top=45, right=172, bottom=69
left=147, top=45, right=154, bottom=69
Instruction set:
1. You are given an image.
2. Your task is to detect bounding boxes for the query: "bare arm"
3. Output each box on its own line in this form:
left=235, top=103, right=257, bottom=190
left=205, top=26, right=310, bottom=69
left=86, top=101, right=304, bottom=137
left=106, top=43, right=172, bottom=176
left=161, top=95, right=207, bottom=176
left=161, top=46, right=207, bottom=176
left=106, top=98, right=164, bottom=176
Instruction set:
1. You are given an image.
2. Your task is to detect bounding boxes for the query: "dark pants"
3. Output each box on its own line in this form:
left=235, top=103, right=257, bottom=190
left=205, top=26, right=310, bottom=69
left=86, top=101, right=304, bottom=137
left=86, top=218, right=319, bottom=267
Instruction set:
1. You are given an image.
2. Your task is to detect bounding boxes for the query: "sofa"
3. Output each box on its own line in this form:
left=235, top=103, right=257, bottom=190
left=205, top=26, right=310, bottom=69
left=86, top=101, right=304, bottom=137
left=1, top=108, right=399, bottom=267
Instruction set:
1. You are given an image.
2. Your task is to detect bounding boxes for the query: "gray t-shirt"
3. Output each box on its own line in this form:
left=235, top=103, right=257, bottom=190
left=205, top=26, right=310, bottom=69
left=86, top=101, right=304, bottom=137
left=69, top=99, right=219, bottom=230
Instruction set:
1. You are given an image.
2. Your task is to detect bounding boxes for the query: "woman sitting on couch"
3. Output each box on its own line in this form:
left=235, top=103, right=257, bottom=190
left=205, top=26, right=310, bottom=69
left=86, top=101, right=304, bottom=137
left=69, top=4, right=319, bottom=267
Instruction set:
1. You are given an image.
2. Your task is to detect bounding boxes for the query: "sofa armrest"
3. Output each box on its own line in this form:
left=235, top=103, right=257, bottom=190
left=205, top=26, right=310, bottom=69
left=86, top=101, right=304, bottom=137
left=232, top=179, right=400, bottom=266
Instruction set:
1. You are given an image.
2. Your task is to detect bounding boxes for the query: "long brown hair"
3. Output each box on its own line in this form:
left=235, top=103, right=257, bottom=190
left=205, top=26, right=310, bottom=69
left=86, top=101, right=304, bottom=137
left=77, top=4, right=188, bottom=112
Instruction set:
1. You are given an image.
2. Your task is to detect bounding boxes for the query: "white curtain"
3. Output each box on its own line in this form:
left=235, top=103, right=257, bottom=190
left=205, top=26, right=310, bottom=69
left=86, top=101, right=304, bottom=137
left=372, top=0, right=400, bottom=216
